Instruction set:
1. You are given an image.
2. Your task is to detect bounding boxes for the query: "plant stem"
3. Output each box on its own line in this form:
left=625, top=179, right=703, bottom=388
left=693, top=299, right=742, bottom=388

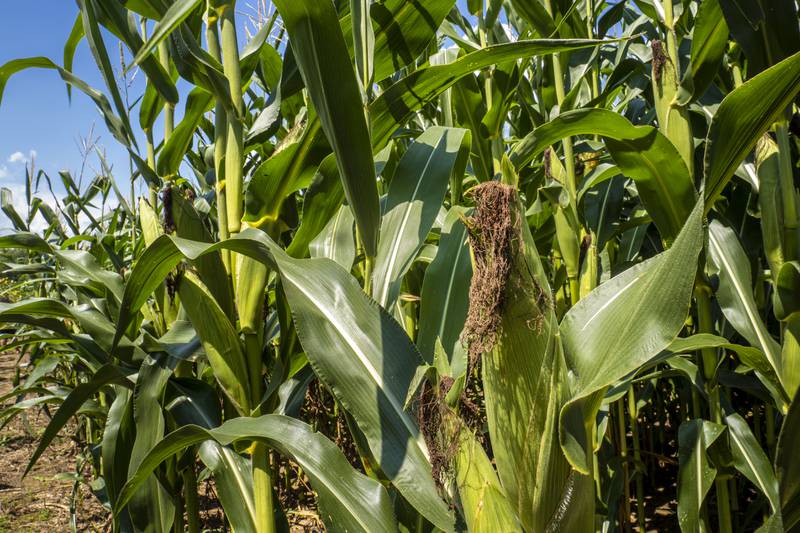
left=617, top=399, right=631, bottom=531
left=543, top=1, right=577, bottom=208
left=696, top=285, right=734, bottom=533
left=158, top=42, right=175, bottom=144
left=252, top=442, right=275, bottom=533
left=220, top=1, right=245, bottom=239
left=776, top=123, right=799, bottom=261
left=183, top=466, right=201, bottom=533
left=628, top=388, right=646, bottom=531
left=206, top=5, right=232, bottom=274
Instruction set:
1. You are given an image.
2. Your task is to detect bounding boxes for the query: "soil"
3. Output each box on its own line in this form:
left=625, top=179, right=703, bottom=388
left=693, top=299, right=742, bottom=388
left=0, top=350, right=108, bottom=532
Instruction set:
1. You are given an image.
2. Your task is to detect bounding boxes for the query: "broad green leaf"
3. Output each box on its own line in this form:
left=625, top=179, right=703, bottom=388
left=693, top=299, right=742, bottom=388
left=677, top=419, right=725, bottom=532
left=707, top=220, right=784, bottom=389
left=756, top=135, right=785, bottom=278
left=286, top=154, right=345, bottom=259
left=272, top=0, right=380, bottom=257
left=116, top=416, right=397, bottom=533
left=112, top=230, right=453, bottom=529
left=417, top=207, right=472, bottom=375
left=510, top=0, right=557, bottom=37
left=178, top=272, right=251, bottom=414
left=775, top=262, right=800, bottom=322
left=510, top=108, right=697, bottom=242
left=704, top=50, right=800, bottom=210
left=369, top=39, right=610, bottom=151
left=63, top=14, right=84, bottom=100
left=726, top=413, right=780, bottom=512
left=197, top=442, right=257, bottom=532
left=272, top=252, right=453, bottom=530
left=157, top=89, right=213, bottom=176
left=131, top=0, right=203, bottom=68
left=310, top=204, right=356, bottom=270
left=350, top=0, right=374, bottom=90
left=102, top=387, right=135, bottom=531
left=677, top=0, right=729, bottom=104
left=776, top=391, right=800, bottom=530
left=373, top=126, right=470, bottom=308
left=341, top=0, right=455, bottom=83
left=127, top=353, right=175, bottom=533
left=243, top=117, right=326, bottom=229
left=25, top=365, right=134, bottom=476
left=560, top=199, right=704, bottom=473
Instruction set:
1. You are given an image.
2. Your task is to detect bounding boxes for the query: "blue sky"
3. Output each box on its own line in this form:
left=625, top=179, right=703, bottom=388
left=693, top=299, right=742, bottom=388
left=0, top=2, right=136, bottom=230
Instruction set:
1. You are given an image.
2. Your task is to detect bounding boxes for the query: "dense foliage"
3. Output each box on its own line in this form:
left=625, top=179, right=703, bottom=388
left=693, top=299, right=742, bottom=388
left=1, top=0, right=800, bottom=531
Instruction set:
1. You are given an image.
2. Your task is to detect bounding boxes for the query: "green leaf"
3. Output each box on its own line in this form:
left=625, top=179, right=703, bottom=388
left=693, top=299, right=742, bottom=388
left=272, top=253, right=454, bottom=530
left=127, top=353, right=175, bottom=533
left=341, top=0, right=455, bottom=83
left=776, top=391, right=800, bottom=530
left=369, top=39, right=611, bottom=152
left=704, top=50, right=800, bottom=210
left=197, top=442, right=257, bottom=532
left=157, top=88, right=213, bottom=176
left=726, top=412, right=780, bottom=512
left=707, top=220, right=784, bottom=393
left=286, top=154, right=345, bottom=259
left=677, top=0, right=729, bottom=104
left=417, top=207, right=472, bottom=375
left=775, top=262, right=800, bottom=322
left=272, top=0, right=380, bottom=257
left=116, top=416, right=397, bottom=533
left=26, top=365, right=134, bottom=476
left=677, top=419, right=725, bottom=532
left=372, top=126, right=471, bottom=308
left=131, top=0, right=203, bottom=69
left=510, top=108, right=697, bottom=242
left=350, top=0, right=374, bottom=89
left=112, top=231, right=453, bottom=529
left=309, top=205, right=356, bottom=270
left=560, top=199, right=704, bottom=473
left=63, top=14, right=84, bottom=100
left=243, top=118, right=326, bottom=229
left=178, top=272, right=251, bottom=415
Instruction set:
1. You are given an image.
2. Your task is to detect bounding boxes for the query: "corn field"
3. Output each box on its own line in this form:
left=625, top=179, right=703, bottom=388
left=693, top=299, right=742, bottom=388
left=0, top=0, right=799, bottom=531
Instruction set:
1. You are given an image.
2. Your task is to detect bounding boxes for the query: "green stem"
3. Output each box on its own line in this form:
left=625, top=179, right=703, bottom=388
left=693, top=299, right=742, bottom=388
left=220, top=1, right=245, bottom=238
left=617, top=399, right=631, bottom=531
left=146, top=130, right=158, bottom=208
left=158, top=42, right=175, bottom=143
left=628, top=388, right=645, bottom=531
left=696, top=285, right=734, bottom=533
left=776, top=123, right=799, bottom=261
left=585, top=0, right=600, bottom=100
left=183, top=466, right=201, bottom=533
left=252, top=442, right=275, bottom=533
left=662, top=0, right=680, bottom=73
left=543, top=0, right=578, bottom=213
left=206, top=6, right=232, bottom=275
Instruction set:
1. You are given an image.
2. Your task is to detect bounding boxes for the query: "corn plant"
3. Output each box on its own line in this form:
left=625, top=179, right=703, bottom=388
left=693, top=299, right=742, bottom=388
left=1, top=0, right=799, bottom=531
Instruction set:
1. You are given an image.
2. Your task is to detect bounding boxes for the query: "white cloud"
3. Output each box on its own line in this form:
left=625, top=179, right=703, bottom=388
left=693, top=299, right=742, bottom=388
left=0, top=166, right=8, bottom=179
left=8, top=151, right=26, bottom=164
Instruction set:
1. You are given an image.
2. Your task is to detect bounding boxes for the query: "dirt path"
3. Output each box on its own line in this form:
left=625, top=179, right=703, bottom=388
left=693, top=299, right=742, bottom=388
left=0, top=350, right=108, bottom=532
